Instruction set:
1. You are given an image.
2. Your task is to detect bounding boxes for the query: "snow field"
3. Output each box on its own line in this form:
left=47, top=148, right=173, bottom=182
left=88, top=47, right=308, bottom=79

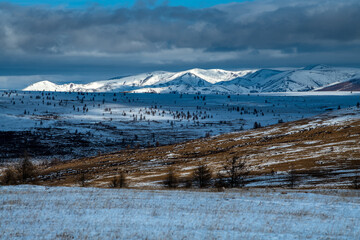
left=1, top=185, right=360, bottom=239
left=1, top=90, right=360, bottom=161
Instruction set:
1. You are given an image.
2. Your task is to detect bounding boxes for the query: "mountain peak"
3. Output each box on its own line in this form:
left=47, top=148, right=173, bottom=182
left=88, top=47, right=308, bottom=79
left=24, top=80, right=57, bottom=91
left=303, top=64, right=331, bottom=71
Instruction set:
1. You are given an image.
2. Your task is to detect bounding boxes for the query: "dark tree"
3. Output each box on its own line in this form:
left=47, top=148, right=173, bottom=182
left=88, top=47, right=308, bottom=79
left=192, top=164, right=212, bottom=188
left=222, top=156, right=249, bottom=188
left=215, top=171, right=228, bottom=189
left=353, top=175, right=360, bottom=189
left=164, top=167, right=178, bottom=188
left=253, top=122, right=261, bottom=129
left=287, top=167, right=299, bottom=188
left=109, top=172, right=127, bottom=188
left=78, top=173, right=87, bottom=187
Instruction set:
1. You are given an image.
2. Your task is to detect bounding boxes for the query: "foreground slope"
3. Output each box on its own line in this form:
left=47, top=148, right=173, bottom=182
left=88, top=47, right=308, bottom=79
left=1, top=186, right=359, bottom=239
left=37, top=107, right=360, bottom=188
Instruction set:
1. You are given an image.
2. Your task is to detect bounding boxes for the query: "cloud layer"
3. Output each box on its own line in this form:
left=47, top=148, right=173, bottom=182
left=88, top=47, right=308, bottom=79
left=1, top=0, right=360, bottom=87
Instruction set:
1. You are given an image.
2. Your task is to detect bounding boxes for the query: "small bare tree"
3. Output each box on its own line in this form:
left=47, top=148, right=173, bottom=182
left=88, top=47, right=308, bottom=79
left=164, top=167, right=178, bottom=188
left=353, top=175, right=360, bottom=189
left=222, top=156, right=249, bottom=188
left=192, top=164, right=212, bottom=188
left=287, top=167, right=299, bottom=188
left=78, top=172, right=87, bottom=187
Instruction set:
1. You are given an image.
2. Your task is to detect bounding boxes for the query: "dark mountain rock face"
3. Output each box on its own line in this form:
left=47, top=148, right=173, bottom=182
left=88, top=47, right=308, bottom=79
left=318, top=78, right=360, bottom=91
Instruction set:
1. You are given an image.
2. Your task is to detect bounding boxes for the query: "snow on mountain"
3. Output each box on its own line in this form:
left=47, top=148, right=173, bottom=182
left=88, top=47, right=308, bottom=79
left=23, top=69, right=254, bottom=93
left=170, top=68, right=255, bottom=84
left=261, top=66, right=359, bottom=92
left=23, top=66, right=360, bottom=93
left=25, top=80, right=58, bottom=91
left=232, top=69, right=283, bottom=86
left=154, top=73, right=212, bottom=88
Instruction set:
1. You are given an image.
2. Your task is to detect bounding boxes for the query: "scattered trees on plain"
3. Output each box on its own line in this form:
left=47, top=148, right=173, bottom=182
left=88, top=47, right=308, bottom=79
left=162, top=157, right=250, bottom=189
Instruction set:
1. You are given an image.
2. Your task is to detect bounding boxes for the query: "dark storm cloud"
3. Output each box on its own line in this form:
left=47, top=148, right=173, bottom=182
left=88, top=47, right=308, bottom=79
left=1, top=0, right=360, bottom=87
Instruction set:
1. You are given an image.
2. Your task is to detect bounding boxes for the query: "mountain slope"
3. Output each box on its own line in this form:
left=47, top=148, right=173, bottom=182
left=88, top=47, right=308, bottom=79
left=317, top=78, right=360, bottom=91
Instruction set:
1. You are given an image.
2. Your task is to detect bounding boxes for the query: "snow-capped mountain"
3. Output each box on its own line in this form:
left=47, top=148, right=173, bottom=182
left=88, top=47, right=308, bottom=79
left=23, top=65, right=360, bottom=93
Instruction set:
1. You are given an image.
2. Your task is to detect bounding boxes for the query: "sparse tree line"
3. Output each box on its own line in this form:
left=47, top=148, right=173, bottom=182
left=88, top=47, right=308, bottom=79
left=163, top=156, right=249, bottom=189
left=0, top=155, right=248, bottom=188
left=2, top=153, right=360, bottom=190
left=78, top=159, right=360, bottom=190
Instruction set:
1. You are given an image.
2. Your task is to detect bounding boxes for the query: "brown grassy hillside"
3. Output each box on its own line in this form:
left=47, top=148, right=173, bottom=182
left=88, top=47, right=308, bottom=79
left=35, top=108, right=360, bottom=189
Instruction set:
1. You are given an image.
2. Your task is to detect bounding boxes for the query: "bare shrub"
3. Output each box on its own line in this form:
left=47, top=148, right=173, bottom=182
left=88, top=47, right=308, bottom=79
left=183, top=178, right=193, bottom=188
left=0, top=167, right=18, bottom=185
left=49, top=158, right=62, bottom=166
left=17, top=152, right=36, bottom=183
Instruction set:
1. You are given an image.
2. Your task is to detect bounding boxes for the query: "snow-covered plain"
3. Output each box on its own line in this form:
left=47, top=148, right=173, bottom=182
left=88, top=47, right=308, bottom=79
left=1, top=185, right=360, bottom=239
left=1, top=90, right=360, bottom=161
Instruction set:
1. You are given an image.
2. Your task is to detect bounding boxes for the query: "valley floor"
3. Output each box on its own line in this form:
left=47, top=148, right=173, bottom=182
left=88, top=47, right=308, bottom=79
left=1, top=185, right=359, bottom=239
left=2, top=91, right=359, bottom=161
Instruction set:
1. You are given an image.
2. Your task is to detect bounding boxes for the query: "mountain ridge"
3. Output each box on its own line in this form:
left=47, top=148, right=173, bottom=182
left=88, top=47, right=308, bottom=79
left=23, top=65, right=360, bottom=93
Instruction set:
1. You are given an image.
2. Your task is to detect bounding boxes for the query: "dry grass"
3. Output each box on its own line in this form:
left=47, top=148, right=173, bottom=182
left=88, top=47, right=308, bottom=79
left=34, top=111, right=360, bottom=188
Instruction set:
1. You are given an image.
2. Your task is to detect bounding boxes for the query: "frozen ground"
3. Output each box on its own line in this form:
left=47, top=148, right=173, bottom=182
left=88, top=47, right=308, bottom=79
left=1, top=90, right=360, bottom=161
left=0, top=185, right=360, bottom=239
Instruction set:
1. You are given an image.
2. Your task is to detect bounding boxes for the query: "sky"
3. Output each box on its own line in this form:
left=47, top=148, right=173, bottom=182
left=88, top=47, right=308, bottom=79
left=1, top=0, right=360, bottom=89
left=1, top=0, right=247, bottom=8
